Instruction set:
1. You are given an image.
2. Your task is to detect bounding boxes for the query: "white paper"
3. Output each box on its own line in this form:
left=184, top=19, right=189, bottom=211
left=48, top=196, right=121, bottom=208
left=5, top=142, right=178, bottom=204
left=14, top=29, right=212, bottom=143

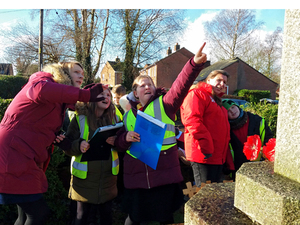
left=97, top=122, right=124, bottom=133
left=137, top=110, right=166, bottom=128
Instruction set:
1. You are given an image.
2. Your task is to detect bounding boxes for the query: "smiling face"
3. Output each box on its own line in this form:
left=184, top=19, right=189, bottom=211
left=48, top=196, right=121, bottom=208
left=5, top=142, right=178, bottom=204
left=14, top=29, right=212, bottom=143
left=96, top=89, right=112, bottom=111
left=227, top=105, right=240, bottom=120
left=69, top=64, right=84, bottom=88
left=134, top=78, right=156, bottom=106
left=206, top=73, right=228, bottom=96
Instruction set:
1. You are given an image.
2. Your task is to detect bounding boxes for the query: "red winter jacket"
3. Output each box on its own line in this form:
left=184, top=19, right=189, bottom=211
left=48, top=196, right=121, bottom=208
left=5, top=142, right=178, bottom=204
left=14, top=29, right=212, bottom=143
left=180, top=83, right=230, bottom=165
left=0, top=71, right=92, bottom=195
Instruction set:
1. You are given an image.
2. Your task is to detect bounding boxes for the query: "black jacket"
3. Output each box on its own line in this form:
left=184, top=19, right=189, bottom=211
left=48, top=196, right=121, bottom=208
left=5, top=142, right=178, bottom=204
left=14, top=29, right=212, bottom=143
left=229, top=112, right=273, bottom=180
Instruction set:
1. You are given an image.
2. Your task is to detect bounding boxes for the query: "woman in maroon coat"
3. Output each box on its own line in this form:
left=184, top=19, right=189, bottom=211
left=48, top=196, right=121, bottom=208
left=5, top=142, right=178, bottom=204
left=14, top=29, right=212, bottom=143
left=0, top=61, right=107, bottom=225
left=114, top=43, right=207, bottom=225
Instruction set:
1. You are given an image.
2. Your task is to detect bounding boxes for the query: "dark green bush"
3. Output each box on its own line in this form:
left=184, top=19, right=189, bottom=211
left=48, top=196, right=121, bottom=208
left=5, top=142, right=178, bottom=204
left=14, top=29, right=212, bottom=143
left=44, top=147, right=69, bottom=225
left=0, top=98, right=13, bottom=121
left=242, top=102, right=278, bottom=137
left=0, top=75, right=28, bottom=99
left=237, top=89, right=271, bottom=103
left=0, top=204, right=17, bottom=225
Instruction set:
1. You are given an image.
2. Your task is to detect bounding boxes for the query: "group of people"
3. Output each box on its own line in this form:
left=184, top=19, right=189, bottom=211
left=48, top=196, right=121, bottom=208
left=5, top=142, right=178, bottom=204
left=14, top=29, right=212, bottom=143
left=0, top=41, right=273, bottom=225
left=181, top=70, right=273, bottom=186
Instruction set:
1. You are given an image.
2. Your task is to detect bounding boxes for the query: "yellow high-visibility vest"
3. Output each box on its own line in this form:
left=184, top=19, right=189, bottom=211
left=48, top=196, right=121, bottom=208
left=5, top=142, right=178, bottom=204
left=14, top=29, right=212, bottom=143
left=70, top=115, right=119, bottom=179
left=115, top=105, right=123, bottom=121
left=123, top=96, right=176, bottom=157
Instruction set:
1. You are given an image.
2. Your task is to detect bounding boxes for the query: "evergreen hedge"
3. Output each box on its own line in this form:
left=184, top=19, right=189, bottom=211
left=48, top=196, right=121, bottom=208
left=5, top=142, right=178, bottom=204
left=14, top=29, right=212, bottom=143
left=0, top=75, right=28, bottom=99
left=242, top=102, right=278, bottom=137
left=237, top=89, right=271, bottom=103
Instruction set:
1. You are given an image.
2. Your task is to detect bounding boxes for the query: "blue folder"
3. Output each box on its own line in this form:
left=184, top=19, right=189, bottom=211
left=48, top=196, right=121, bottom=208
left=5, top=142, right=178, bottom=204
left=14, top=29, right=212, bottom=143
left=130, top=110, right=167, bottom=170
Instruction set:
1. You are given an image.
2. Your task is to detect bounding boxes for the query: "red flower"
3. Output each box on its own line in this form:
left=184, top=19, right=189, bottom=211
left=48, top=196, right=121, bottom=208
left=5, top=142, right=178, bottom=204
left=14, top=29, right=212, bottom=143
left=263, top=138, right=276, bottom=162
left=243, top=135, right=262, bottom=161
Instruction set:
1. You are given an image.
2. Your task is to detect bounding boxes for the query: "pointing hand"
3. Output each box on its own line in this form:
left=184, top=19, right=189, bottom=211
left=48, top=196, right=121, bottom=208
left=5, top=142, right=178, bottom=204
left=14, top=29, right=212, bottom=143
left=193, top=42, right=207, bottom=65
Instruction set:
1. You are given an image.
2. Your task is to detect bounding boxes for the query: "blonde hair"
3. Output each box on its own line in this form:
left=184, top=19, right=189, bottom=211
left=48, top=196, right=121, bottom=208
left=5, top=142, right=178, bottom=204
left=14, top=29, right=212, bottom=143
left=132, top=75, right=156, bottom=92
left=58, top=61, right=83, bottom=77
left=42, top=61, right=83, bottom=86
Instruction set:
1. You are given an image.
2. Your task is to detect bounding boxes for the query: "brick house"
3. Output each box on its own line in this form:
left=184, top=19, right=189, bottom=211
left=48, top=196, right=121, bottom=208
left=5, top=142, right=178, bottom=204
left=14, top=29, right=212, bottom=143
left=196, top=57, right=279, bottom=99
left=139, top=43, right=204, bottom=89
left=99, top=57, right=124, bottom=87
left=0, top=63, right=13, bottom=75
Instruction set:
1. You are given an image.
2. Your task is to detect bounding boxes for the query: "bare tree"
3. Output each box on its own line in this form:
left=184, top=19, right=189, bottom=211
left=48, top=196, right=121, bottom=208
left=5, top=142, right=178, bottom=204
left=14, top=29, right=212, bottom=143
left=1, top=21, right=68, bottom=75
left=114, top=9, right=186, bottom=90
left=262, top=27, right=282, bottom=82
left=240, top=35, right=267, bottom=72
left=2, top=9, right=184, bottom=86
left=239, top=27, right=282, bottom=83
left=204, top=9, right=264, bottom=60
left=51, top=9, right=110, bottom=85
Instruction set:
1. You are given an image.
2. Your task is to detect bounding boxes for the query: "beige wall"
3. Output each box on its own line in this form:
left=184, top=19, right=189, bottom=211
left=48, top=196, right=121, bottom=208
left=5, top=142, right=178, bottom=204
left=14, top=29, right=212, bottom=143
left=100, top=62, right=116, bottom=86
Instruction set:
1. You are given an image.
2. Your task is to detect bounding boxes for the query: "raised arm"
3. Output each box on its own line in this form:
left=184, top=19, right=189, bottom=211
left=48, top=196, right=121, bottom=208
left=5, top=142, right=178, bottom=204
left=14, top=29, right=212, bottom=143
left=163, top=42, right=207, bottom=116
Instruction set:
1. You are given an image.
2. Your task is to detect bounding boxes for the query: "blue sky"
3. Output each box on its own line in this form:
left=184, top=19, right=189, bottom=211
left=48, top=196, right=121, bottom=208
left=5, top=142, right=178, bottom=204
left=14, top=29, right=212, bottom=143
left=185, top=9, right=285, bottom=32
left=0, top=9, right=34, bottom=24
left=0, top=8, right=287, bottom=67
left=0, top=9, right=285, bottom=31
left=177, top=9, right=286, bottom=57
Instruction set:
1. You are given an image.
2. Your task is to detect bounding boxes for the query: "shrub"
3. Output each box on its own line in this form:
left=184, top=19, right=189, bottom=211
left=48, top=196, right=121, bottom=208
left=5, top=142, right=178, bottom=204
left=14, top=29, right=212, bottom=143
left=0, top=75, right=28, bottom=99
left=0, top=98, right=13, bottom=121
left=44, top=147, right=69, bottom=225
left=242, top=102, right=278, bottom=137
left=237, top=89, right=271, bottom=103
left=0, top=205, right=17, bottom=225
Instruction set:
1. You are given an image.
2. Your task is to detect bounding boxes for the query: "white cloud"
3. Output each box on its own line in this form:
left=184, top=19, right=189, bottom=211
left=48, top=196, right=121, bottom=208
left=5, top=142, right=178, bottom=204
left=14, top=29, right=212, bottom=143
left=178, top=11, right=217, bottom=60
left=0, top=20, right=19, bottom=62
left=178, top=9, right=283, bottom=63
left=1, top=20, right=17, bottom=32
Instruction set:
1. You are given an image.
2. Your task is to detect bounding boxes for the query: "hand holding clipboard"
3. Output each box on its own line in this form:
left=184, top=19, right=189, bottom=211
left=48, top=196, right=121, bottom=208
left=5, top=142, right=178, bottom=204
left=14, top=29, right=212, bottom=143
left=80, top=122, right=123, bottom=161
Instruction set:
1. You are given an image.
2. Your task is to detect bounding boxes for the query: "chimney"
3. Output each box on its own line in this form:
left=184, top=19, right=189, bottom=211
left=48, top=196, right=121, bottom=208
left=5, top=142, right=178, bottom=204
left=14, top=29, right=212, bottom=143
left=115, top=56, right=120, bottom=62
left=167, top=47, right=172, bottom=56
left=174, top=43, right=180, bottom=51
